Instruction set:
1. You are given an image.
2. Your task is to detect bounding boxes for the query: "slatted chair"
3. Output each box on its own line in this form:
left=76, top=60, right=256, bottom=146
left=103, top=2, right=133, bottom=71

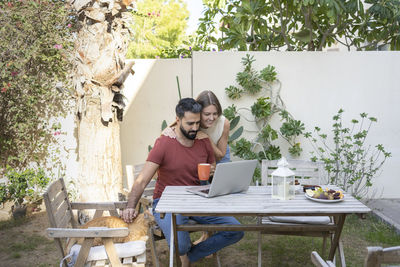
left=259, top=159, right=345, bottom=266
left=364, top=246, right=400, bottom=267
left=261, top=159, right=325, bottom=186
left=44, top=178, right=147, bottom=267
left=126, top=163, right=221, bottom=267
left=311, top=251, right=336, bottom=267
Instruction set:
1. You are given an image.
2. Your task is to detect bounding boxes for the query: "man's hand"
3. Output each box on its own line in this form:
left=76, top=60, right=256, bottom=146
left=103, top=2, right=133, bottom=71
left=210, top=164, right=216, bottom=176
left=121, top=207, right=138, bottom=223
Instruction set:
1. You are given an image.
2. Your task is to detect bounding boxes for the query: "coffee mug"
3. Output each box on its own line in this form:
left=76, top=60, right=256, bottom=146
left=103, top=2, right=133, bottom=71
left=198, top=163, right=211, bottom=181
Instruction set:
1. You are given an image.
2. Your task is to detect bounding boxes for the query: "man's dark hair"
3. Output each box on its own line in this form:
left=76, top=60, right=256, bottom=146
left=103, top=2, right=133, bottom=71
left=175, top=98, right=202, bottom=118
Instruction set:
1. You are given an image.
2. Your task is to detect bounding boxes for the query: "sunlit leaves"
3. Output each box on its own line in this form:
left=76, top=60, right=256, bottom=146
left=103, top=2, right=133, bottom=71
left=197, top=0, right=399, bottom=51
left=127, top=0, right=189, bottom=58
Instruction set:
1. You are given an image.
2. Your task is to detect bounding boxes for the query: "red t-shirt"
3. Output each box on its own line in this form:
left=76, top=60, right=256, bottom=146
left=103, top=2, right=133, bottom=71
left=147, top=135, right=215, bottom=199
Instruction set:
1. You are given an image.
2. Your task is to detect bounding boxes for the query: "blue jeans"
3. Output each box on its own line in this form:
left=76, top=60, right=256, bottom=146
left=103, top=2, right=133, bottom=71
left=152, top=198, right=244, bottom=262
left=217, top=145, right=230, bottom=164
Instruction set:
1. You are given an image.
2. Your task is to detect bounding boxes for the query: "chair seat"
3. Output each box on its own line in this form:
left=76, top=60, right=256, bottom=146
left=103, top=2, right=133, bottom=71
left=69, top=240, right=146, bottom=262
left=265, top=216, right=331, bottom=225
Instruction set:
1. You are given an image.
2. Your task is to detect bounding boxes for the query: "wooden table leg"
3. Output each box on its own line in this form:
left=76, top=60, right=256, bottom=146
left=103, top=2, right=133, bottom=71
left=328, top=214, right=346, bottom=261
left=172, top=214, right=181, bottom=267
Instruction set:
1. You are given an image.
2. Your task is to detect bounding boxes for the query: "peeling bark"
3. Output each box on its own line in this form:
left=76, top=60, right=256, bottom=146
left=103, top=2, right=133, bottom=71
left=70, top=0, right=134, bottom=202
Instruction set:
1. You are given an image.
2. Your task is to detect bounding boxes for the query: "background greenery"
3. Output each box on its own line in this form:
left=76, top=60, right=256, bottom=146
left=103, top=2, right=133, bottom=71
left=127, top=0, right=190, bottom=58
left=0, top=0, right=74, bottom=171
left=196, top=0, right=400, bottom=51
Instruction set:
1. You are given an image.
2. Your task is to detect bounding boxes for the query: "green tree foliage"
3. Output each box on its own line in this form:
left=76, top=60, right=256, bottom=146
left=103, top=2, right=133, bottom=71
left=0, top=0, right=74, bottom=170
left=198, top=0, right=400, bottom=51
left=127, top=0, right=190, bottom=58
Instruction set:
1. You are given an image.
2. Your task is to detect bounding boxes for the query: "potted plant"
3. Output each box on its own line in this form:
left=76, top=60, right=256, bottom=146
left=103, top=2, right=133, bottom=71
left=0, top=167, right=50, bottom=218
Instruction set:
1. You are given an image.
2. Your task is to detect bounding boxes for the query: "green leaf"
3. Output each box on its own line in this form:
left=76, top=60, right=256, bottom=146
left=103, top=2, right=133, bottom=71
left=225, top=85, right=244, bottom=99
left=223, top=104, right=237, bottom=121
left=229, top=126, right=243, bottom=142
left=251, top=97, right=272, bottom=119
left=293, top=29, right=316, bottom=43
left=230, top=116, right=240, bottom=130
left=161, top=120, right=168, bottom=131
left=260, top=65, right=277, bottom=83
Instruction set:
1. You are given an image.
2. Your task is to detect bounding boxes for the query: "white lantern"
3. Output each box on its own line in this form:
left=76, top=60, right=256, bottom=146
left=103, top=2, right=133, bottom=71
left=271, top=157, right=295, bottom=200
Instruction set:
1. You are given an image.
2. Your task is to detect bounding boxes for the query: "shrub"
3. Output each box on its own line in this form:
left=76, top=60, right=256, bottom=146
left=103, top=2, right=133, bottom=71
left=0, top=0, right=74, bottom=170
left=305, top=109, right=391, bottom=198
left=0, top=167, right=49, bottom=206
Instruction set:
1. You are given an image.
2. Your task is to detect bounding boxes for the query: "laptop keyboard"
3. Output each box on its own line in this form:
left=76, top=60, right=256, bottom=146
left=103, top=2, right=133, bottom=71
left=200, top=189, right=210, bottom=194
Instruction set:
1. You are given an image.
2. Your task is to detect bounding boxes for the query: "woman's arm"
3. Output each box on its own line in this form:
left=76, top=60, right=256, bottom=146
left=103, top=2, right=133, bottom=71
left=210, top=119, right=230, bottom=162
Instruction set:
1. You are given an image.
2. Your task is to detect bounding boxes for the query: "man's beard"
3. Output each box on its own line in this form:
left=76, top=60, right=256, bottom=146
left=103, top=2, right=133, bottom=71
left=180, top=125, right=197, bottom=140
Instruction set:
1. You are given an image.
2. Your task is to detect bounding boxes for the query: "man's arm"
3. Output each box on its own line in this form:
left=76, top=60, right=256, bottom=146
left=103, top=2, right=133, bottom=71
left=121, top=161, right=159, bottom=223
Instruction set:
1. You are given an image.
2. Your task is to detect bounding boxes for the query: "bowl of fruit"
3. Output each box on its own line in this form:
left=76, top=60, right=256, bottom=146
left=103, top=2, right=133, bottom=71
left=305, top=187, right=344, bottom=203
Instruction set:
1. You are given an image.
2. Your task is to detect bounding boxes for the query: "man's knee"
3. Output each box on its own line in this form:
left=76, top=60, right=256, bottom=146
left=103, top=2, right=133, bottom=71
left=178, top=239, right=192, bottom=256
left=223, top=230, right=244, bottom=243
left=232, top=230, right=244, bottom=242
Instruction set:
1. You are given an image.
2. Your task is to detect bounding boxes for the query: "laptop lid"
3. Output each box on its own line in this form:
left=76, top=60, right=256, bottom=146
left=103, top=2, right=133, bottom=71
left=187, top=160, right=258, bottom=197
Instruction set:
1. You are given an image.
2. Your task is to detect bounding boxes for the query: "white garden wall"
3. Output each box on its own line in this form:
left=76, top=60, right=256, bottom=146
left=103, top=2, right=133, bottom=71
left=120, top=52, right=400, bottom=198
left=120, top=59, right=192, bottom=187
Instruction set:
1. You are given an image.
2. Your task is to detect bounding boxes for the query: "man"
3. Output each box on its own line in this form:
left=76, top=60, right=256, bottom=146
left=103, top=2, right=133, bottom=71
left=122, top=98, right=243, bottom=266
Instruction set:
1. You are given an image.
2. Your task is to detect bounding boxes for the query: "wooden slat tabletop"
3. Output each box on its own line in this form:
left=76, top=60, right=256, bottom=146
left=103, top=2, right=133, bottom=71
left=155, top=186, right=371, bottom=215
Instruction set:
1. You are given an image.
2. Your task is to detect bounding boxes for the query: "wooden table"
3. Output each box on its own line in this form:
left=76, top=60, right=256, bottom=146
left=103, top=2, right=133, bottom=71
left=155, top=186, right=371, bottom=266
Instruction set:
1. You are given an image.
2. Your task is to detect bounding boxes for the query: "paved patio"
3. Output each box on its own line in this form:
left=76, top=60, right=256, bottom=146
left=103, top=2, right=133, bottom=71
left=368, top=199, right=400, bottom=234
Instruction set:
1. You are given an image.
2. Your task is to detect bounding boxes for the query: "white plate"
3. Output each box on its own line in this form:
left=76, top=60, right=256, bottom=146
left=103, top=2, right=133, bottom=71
left=304, top=193, right=344, bottom=203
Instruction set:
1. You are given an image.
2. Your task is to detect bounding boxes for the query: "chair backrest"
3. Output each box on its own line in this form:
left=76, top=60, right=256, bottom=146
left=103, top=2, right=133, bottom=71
left=43, top=178, right=76, bottom=258
left=262, top=159, right=326, bottom=186
left=364, top=246, right=400, bottom=267
left=127, top=163, right=157, bottom=197
left=125, top=163, right=145, bottom=191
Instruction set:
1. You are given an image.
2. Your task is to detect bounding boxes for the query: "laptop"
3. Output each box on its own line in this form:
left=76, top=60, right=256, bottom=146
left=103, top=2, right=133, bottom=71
left=186, top=160, right=258, bottom=198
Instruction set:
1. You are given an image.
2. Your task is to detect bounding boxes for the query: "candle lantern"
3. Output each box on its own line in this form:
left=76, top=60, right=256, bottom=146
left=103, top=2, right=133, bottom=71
left=271, top=157, right=295, bottom=200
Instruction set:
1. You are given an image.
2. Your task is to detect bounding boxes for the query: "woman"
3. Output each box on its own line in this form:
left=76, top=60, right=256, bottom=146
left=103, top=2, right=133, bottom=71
left=196, top=90, right=230, bottom=164
left=163, top=90, right=231, bottom=164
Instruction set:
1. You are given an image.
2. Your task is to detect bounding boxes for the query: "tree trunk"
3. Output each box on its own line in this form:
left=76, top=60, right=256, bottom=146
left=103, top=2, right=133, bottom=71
left=78, top=98, right=122, bottom=202
left=70, top=0, right=134, bottom=204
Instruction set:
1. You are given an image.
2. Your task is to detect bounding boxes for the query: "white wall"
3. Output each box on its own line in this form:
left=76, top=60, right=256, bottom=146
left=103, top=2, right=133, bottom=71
left=120, top=59, right=192, bottom=185
left=121, top=52, right=400, bottom=198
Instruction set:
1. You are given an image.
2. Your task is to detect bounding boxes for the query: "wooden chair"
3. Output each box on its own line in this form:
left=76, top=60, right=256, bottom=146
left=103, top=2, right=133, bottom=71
left=364, top=246, right=400, bottom=267
left=311, top=251, right=336, bottom=267
left=259, top=159, right=345, bottom=266
left=261, top=159, right=325, bottom=186
left=44, top=178, right=147, bottom=267
left=126, top=163, right=221, bottom=267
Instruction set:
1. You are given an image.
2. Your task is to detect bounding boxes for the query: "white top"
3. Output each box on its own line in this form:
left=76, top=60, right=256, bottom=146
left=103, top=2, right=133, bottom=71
left=200, top=115, right=226, bottom=144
